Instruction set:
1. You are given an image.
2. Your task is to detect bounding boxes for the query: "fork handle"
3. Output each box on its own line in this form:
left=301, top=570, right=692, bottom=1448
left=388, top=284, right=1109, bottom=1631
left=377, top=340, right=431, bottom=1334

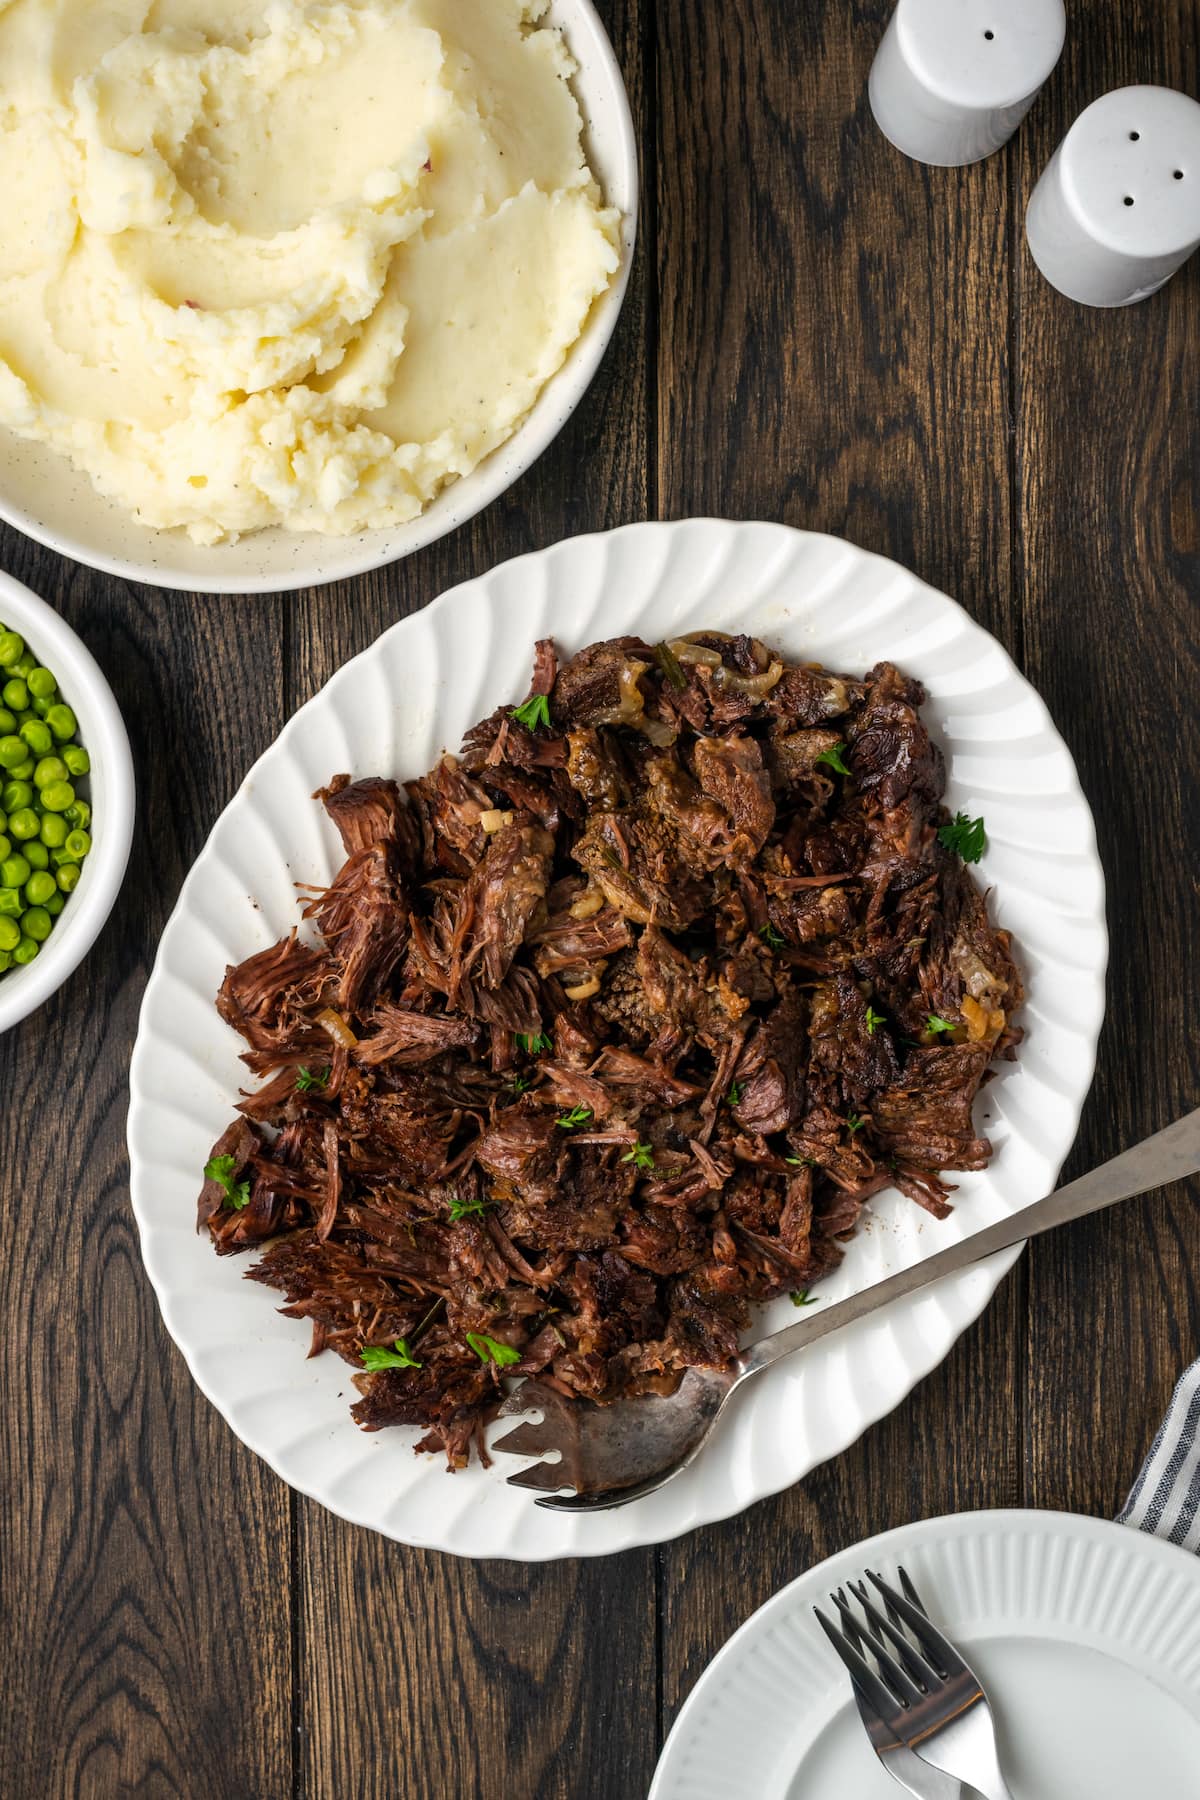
left=738, top=1106, right=1200, bottom=1380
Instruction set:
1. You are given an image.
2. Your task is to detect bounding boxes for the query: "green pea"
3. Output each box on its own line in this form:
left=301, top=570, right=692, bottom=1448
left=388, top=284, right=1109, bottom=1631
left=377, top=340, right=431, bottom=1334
left=25, top=871, right=56, bottom=907
left=65, top=800, right=91, bottom=831
left=40, top=780, right=74, bottom=813
left=0, top=631, right=23, bottom=669
left=0, top=853, right=30, bottom=887
left=13, top=651, right=35, bottom=679
left=0, top=916, right=19, bottom=952
left=0, top=836, right=8, bottom=863
left=26, top=667, right=56, bottom=700
left=45, top=704, right=76, bottom=742
left=12, top=935, right=39, bottom=964
left=0, top=949, right=10, bottom=973
left=63, top=744, right=90, bottom=777
left=39, top=813, right=67, bottom=848
left=19, top=719, right=52, bottom=756
left=0, top=709, right=13, bottom=736
left=0, top=736, right=26, bottom=770
left=64, top=829, right=91, bottom=858
left=7, top=758, right=33, bottom=782
left=22, top=906, right=50, bottom=942
left=23, top=840, right=48, bottom=871
left=1, top=679, right=28, bottom=711
left=1, top=781, right=32, bottom=813
left=0, top=887, right=20, bottom=917
left=50, top=846, right=77, bottom=869
left=7, top=809, right=39, bottom=842
left=33, top=698, right=51, bottom=718
left=55, top=862, right=81, bottom=892
left=33, top=756, right=67, bottom=790
left=45, top=893, right=64, bottom=917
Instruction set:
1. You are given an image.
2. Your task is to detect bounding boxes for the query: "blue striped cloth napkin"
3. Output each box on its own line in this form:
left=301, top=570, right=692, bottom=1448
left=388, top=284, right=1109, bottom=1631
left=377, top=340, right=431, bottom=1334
left=1117, top=1357, right=1200, bottom=1552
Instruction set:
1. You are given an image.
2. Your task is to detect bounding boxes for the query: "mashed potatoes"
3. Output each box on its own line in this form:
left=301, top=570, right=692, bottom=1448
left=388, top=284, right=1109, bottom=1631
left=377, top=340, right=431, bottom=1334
left=0, top=0, right=620, bottom=541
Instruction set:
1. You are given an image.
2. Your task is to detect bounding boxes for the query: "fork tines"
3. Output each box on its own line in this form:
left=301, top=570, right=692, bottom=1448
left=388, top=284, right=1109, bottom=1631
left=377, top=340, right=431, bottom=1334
left=813, top=1566, right=964, bottom=1715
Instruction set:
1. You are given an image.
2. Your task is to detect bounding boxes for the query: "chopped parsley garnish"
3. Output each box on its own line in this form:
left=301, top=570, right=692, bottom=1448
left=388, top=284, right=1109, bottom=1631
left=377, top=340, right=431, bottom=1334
left=846, top=1113, right=865, bottom=1133
left=466, top=1332, right=521, bottom=1368
left=654, top=641, right=687, bottom=692
left=204, top=1153, right=250, bottom=1211
left=759, top=923, right=785, bottom=950
left=294, top=1064, right=330, bottom=1093
left=448, top=1193, right=490, bottom=1222
left=865, top=1005, right=886, bottom=1035
left=925, top=1014, right=955, bottom=1035
left=516, top=1031, right=552, bottom=1056
left=814, top=741, right=851, bottom=776
left=937, top=811, right=986, bottom=863
left=360, top=1338, right=422, bottom=1371
left=790, top=1289, right=820, bottom=1307
left=555, top=1105, right=593, bottom=1130
left=785, top=1155, right=815, bottom=1167
left=726, top=1081, right=745, bottom=1107
left=510, top=693, right=552, bottom=731
left=621, top=1141, right=655, bottom=1172
left=510, top=1073, right=533, bottom=1096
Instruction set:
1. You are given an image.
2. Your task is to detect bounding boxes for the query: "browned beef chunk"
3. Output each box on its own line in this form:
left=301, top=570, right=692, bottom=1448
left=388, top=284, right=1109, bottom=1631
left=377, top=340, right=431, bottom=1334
left=452, top=818, right=554, bottom=996
left=551, top=637, right=655, bottom=728
left=355, top=1003, right=480, bottom=1067
left=849, top=662, right=944, bottom=813
left=317, top=775, right=418, bottom=862
left=693, top=731, right=775, bottom=861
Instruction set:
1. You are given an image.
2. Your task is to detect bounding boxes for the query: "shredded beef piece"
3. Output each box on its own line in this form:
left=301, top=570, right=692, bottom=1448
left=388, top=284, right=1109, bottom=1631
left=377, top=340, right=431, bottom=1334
left=201, top=634, right=1023, bottom=1470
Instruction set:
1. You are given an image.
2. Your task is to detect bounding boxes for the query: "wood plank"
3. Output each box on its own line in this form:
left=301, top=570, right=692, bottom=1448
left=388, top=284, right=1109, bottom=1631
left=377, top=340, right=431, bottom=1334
left=1013, top=3, right=1200, bottom=1516
left=0, top=547, right=295, bottom=1798
left=653, top=0, right=1023, bottom=1736
left=287, top=6, right=657, bottom=1795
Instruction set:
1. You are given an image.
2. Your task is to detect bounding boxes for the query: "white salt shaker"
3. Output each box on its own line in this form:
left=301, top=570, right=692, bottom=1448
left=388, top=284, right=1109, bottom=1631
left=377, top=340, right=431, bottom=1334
left=1026, top=86, right=1200, bottom=306
left=869, top=0, right=1066, bottom=167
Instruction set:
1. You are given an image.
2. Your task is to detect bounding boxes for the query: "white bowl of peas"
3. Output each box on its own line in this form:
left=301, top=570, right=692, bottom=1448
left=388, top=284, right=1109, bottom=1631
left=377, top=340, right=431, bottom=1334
left=0, top=570, right=134, bottom=1031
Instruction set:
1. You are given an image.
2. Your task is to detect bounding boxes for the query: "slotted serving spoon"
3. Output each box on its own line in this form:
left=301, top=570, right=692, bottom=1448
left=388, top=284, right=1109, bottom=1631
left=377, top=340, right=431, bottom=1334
left=493, top=1106, right=1200, bottom=1510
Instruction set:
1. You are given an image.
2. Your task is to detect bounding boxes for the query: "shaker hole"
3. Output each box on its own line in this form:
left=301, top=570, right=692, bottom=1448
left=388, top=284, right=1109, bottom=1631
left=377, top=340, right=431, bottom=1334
left=983, top=29, right=995, bottom=39
left=1174, top=170, right=1185, bottom=180
left=1129, top=131, right=1140, bottom=141
left=1123, top=195, right=1135, bottom=206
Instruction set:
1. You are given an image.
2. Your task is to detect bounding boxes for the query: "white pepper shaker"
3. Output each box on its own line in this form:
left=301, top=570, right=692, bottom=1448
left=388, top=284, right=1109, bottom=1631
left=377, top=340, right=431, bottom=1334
left=1025, top=86, right=1200, bottom=306
left=869, top=0, right=1066, bottom=167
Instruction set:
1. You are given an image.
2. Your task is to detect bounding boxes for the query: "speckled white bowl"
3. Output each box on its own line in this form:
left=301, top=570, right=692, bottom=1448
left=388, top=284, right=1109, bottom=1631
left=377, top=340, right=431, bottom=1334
left=0, top=571, right=134, bottom=1031
left=0, top=0, right=637, bottom=595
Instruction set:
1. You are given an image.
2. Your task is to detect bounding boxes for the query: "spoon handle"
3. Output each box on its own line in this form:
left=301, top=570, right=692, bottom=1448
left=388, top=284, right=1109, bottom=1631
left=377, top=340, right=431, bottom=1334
left=739, top=1107, right=1200, bottom=1380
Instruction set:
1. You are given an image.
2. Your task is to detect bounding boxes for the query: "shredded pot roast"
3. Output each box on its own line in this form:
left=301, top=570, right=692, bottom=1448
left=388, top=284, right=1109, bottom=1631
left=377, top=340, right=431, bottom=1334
left=199, top=633, right=1023, bottom=1470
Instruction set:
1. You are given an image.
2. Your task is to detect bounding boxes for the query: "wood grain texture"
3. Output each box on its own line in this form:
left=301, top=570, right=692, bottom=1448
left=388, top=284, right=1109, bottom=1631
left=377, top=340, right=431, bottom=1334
left=1012, top=2, right=1200, bottom=1517
left=1, top=1, right=1198, bottom=1795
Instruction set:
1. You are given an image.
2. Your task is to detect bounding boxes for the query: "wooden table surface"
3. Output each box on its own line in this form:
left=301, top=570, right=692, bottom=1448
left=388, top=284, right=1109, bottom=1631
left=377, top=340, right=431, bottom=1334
left=3, top=3, right=1198, bottom=1796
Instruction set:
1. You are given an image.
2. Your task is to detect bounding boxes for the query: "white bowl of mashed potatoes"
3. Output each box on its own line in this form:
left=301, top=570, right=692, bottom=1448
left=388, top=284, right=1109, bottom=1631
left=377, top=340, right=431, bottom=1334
left=0, top=0, right=635, bottom=593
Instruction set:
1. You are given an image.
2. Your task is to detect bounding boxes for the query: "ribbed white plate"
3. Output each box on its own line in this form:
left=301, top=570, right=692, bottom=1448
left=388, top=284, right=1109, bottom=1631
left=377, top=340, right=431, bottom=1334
left=127, top=521, right=1107, bottom=1560
left=650, top=1510, right=1200, bottom=1800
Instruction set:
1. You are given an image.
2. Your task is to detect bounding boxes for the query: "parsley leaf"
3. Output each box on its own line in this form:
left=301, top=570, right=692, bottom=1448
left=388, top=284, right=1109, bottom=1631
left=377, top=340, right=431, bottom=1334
left=448, top=1193, right=490, bottom=1222
left=466, top=1332, right=521, bottom=1369
left=204, top=1153, right=251, bottom=1211
left=510, top=1072, right=532, bottom=1096
left=621, top=1140, right=655, bottom=1172
left=937, top=811, right=986, bottom=863
left=814, top=741, right=851, bottom=776
left=759, top=923, right=785, bottom=950
left=785, top=1155, right=815, bottom=1167
left=294, top=1064, right=330, bottom=1093
left=865, top=1005, right=886, bottom=1035
left=790, top=1289, right=820, bottom=1307
left=516, top=1032, right=552, bottom=1056
left=726, top=1081, right=745, bottom=1107
left=846, top=1113, right=865, bottom=1133
left=654, top=640, right=687, bottom=692
left=926, top=1014, right=955, bottom=1036
left=555, top=1105, right=593, bottom=1130
left=510, top=693, right=552, bottom=731
left=360, top=1338, right=422, bottom=1371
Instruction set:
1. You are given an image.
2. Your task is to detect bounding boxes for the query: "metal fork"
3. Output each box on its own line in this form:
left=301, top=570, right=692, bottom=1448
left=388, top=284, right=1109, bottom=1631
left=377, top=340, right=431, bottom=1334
left=816, top=1567, right=1012, bottom=1800
left=492, top=1105, right=1200, bottom=1508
